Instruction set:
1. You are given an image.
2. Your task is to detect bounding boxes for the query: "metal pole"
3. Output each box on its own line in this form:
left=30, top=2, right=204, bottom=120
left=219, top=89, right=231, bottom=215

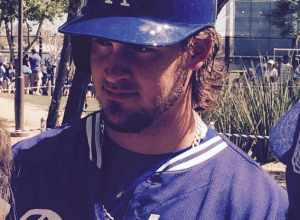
left=10, top=18, right=14, bottom=62
left=15, top=0, right=24, bottom=132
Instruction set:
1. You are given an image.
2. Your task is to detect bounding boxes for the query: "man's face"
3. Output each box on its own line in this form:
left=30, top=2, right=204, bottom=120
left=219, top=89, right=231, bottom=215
left=90, top=39, right=192, bottom=133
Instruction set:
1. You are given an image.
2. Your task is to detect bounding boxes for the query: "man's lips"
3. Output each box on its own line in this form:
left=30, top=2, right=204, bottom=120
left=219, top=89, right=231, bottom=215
left=102, top=86, right=139, bottom=100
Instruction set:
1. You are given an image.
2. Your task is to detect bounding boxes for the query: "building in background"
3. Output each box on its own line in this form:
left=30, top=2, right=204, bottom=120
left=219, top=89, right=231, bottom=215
left=216, top=0, right=300, bottom=70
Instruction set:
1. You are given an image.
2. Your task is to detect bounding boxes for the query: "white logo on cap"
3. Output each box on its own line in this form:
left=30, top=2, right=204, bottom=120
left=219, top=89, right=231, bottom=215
left=20, top=209, right=62, bottom=220
left=104, top=0, right=130, bottom=7
left=148, top=214, right=160, bottom=220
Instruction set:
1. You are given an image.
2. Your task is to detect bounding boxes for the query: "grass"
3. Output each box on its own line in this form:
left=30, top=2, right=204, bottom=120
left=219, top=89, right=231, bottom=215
left=204, top=72, right=300, bottom=163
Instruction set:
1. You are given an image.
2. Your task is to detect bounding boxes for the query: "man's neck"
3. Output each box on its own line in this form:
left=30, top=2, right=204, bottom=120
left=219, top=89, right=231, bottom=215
left=106, top=100, right=199, bottom=155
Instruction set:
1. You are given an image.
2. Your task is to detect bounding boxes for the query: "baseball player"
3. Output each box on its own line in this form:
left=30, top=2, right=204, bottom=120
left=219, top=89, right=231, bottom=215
left=270, top=102, right=300, bottom=220
left=12, top=0, right=288, bottom=219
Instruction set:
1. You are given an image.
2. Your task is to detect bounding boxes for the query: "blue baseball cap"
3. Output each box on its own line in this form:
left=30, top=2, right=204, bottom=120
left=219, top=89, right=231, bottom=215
left=59, top=0, right=217, bottom=46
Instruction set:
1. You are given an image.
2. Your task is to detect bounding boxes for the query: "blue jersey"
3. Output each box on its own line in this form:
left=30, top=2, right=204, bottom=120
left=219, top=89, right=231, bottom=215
left=12, top=112, right=288, bottom=219
left=270, top=101, right=300, bottom=219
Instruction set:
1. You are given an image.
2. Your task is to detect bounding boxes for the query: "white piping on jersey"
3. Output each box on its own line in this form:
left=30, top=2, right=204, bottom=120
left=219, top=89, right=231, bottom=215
left=156, top=136, right=222, bottom=172
left=166, top=142, right=228, bottom=171
left=86, top=115, right=93, bottom=161
left=85, top=112, right=227, bottom=172
left=85, top=113, right=103, bottom=169
left=95, top=113, right=102, bottom=169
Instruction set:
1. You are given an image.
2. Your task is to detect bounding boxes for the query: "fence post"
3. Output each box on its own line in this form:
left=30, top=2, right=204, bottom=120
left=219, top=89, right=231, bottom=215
left=47, top=80, right=52, bottom=96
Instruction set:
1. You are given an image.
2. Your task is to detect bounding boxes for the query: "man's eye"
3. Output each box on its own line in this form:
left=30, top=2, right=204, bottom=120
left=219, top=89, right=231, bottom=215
left=132, top=46, right=155, bottom=53
left=94, top=39, right=112, bottom=47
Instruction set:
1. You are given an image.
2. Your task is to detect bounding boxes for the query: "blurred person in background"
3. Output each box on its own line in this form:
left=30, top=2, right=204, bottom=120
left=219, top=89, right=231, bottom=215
left=29, top=48, right=42, bottom=95
left=279, top=55, right=293, bottom=84
left=23, top=55, right=32, bottom=94
left=264, top=59, right=278, bottom=83
left=255, top=56, right=267, bottom=80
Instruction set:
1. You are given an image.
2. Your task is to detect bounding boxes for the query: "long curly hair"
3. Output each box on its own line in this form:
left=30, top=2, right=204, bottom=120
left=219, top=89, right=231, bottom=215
left=186, top=27, right=225, bottom=112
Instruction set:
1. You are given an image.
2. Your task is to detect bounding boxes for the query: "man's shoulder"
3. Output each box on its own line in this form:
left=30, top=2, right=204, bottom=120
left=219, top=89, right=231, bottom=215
left=11, top=114, right=99, bottom=220
left=219, top=136, right=279, bottom=183
left=12, top=125, right=74, bottom=162
left=158, top=129, right=267, bottom=178
left=196, top=133, right=288, bottom=216
left=193, top=131, right=286, bottom=193
left=147, top=131, right=288, bottom=219
left=30, top=53, right=41, bottom=60
left=12, top=113, right=98, bottom=163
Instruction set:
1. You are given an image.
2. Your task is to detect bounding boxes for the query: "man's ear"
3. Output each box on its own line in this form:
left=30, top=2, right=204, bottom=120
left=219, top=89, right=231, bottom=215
left=187, top=37, right=212, bottom=70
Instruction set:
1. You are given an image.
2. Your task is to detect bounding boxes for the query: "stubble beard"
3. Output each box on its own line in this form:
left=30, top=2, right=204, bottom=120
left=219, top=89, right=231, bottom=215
left=102, top=68, right=189, bottom=133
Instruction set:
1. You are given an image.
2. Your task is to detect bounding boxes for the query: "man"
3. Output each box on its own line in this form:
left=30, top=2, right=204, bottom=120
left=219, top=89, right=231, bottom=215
left=29, top=48, right=43, bottom=95
left=12, top=0, right=288, bottom=219
left=264, top=59, right=278, bottom=82
left=279, top=55, right=293, bottom=83
left=270, top=102, right=300, bottom=220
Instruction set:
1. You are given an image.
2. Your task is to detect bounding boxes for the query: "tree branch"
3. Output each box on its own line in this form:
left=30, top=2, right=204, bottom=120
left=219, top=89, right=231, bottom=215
left=24, top=16, right=45, bottom=52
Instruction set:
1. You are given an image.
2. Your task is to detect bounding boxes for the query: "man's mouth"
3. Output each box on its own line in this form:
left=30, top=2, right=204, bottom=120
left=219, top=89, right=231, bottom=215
left=102, top=86, right=139, bottom=100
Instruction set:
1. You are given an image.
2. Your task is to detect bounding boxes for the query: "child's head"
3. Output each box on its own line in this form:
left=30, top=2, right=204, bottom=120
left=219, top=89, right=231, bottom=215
left=0, top=124, right=11, bottom=219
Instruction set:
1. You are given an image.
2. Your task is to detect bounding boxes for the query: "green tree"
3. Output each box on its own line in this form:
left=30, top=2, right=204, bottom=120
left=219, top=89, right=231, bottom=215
left=268, top=0, right=300, bottom=48
left=24, top=0, right=67, bottom=51
left=0, top=0, right=67, bottom=61
left=47, top=0, right=83, bottom=128
left=0, top=0, right=18, bottom=62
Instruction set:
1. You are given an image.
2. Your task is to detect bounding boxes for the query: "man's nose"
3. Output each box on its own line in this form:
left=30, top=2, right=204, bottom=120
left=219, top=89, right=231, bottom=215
left=104, top=44, right=133, bottom=83
left=104, top=64, right=132, bottom=83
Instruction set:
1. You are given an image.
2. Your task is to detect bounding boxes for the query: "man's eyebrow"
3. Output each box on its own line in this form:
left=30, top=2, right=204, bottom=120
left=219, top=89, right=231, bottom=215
left=92, top=38, right=111, bottom=43
left=129, top=44, right=158, bottom=50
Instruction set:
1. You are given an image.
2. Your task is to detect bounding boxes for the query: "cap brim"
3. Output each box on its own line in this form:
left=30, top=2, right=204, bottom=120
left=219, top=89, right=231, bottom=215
left=59, top=16, right=213, bottom=46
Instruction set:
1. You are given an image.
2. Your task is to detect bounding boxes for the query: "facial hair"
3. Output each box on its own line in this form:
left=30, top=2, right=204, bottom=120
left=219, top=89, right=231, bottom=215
left=103, top=67, right=189, bottom=133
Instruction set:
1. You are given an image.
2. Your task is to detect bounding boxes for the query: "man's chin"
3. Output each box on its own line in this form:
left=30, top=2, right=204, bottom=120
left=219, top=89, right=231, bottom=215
left=102, top=109, right=154, bottom=133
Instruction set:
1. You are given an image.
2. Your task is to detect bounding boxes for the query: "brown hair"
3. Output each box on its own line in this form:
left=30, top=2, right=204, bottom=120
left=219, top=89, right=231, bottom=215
left=0, top=125, right=12, bottom=202
left=186, top=27, right=225, bottom=112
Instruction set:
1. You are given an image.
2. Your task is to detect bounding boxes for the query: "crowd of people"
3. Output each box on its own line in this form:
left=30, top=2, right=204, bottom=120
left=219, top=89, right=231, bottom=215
left=251, top=55, right=300, bottom=83
left=0, top=49, right=56, bottom=95
left=0, top=61, right=15, bottom=94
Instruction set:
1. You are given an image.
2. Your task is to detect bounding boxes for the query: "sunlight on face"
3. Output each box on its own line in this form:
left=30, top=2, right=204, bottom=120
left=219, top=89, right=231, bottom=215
left=90, top=39, right=191, bottom=132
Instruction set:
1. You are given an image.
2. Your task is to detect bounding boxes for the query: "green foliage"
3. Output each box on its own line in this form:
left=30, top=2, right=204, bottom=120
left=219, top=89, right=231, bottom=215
left=0, top=0, right=18, bottom=21
left=0, top=0, right=68, bottom=24
left=268, top=0, right=300, bottom=37
left=0, top=0, right=68, bottom=58
left=204, top=71, right=300, bottom=163
left=25, top=0, right=67, bottom=23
